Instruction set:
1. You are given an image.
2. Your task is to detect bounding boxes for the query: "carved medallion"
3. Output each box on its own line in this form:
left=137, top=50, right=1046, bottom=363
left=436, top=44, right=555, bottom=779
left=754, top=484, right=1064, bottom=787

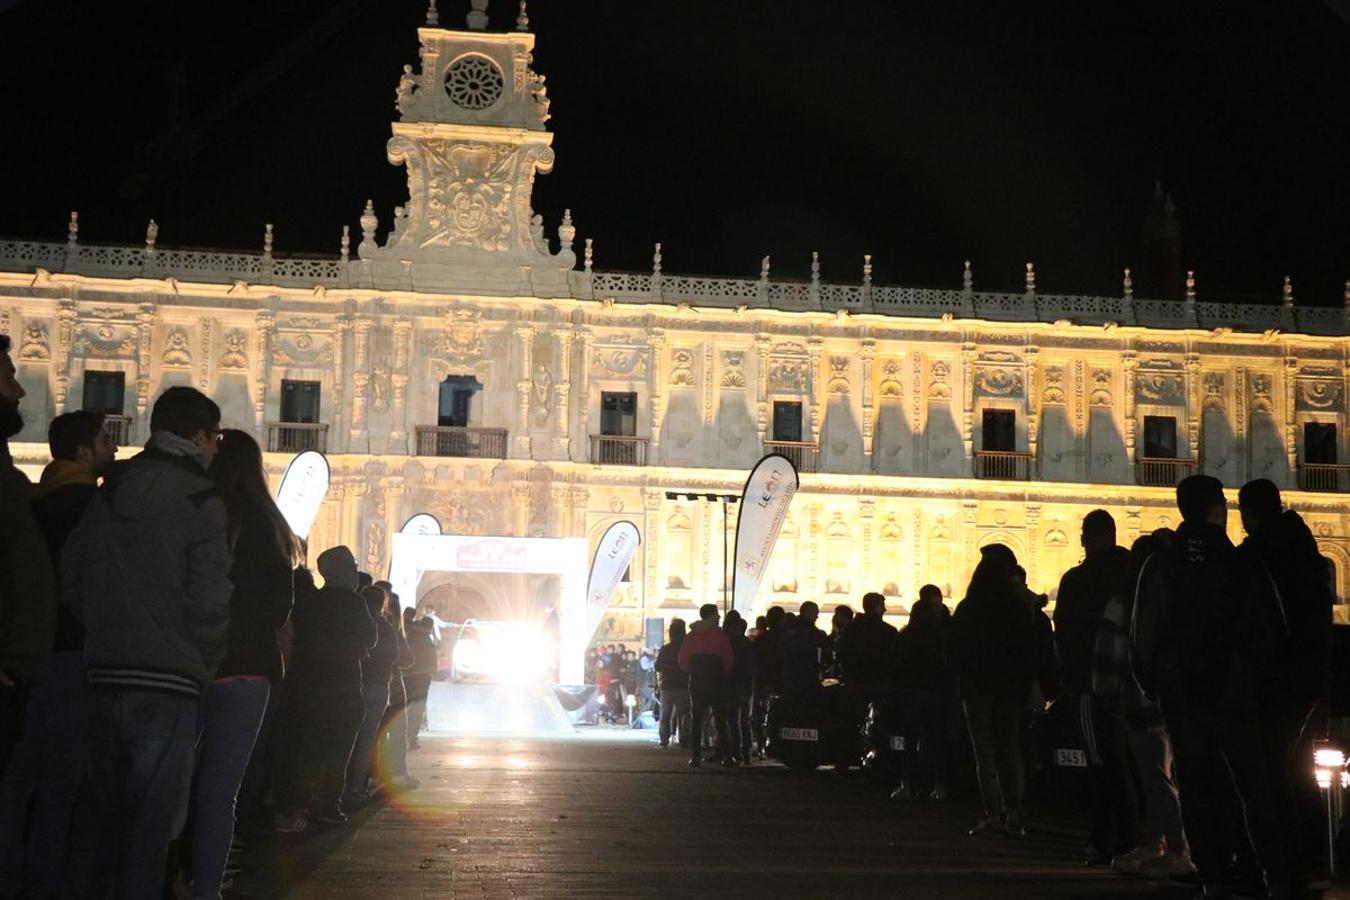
left=878, top=360, right=902, bottom=399
left=1090, top=369, right=1114, bottom=407
left=976, top=367, right=1024, bottom=397
left=161, top=327, right=193, bottom=368
left=928, top=361, right=951, bottom=400
left=219, top=330, right=248, bottom=370
left=720, top=350, right=746, bottom=388
left=19, top=321, right=50, bottom=360
left=1250, top=374, right=1274, bottom=413
left=1203, top=372, right=1226, bottom=412
left=826, top=356, right=850, bottom=395
left=669, top=348, right=695, bottom=387
left=1042, top=366, right=1066, bottom=404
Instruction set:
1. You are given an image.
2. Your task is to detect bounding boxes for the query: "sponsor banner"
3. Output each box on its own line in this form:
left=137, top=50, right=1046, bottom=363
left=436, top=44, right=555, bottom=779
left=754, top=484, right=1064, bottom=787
left=275, top=450, right=330, bottom=541
left=731, top=453, right=799, bottom=619
left=584, top=521, right=641, bottom=644
left=399, top=513, right=442, bottom=536
left=456, top=539, right=529, bottom=571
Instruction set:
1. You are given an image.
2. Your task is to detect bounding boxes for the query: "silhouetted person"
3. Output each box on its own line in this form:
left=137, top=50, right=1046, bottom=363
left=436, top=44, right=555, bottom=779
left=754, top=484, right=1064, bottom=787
left=781, top=600, right=827, bottom=696
left=823, top=604, right=853, bottom=679
left=1239, top=478, right=1334, bottom=890
left=752, top=606, right=786, bottom=756
left=839, top=592, right=899, bottom=700
left=1134, top=475, right=1287, bottom=898
left=894, top=585, right=956, bottom=801
left=679, top=604, right=733, bottom=767
left=724, top=611, right=757, bottom=764
left=1053, top=510, right=1136, bottom=864
left=656, top=619, right=689, bottom=749
left=952, top=544, right=1038, bottom=837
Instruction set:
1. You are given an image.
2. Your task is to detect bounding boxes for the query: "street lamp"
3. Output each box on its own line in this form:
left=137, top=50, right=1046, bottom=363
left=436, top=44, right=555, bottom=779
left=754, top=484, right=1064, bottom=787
left=666, top=491, right=740, bottom=613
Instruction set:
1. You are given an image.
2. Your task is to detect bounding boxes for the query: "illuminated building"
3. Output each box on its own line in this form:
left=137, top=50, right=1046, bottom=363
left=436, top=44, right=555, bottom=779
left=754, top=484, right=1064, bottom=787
left=3, top=4, right=1348, bottom=640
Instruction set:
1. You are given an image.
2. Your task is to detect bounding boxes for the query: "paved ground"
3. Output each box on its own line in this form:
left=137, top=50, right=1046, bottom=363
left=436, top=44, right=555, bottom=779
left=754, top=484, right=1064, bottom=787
left=228, top=728, right=1262, bottom=900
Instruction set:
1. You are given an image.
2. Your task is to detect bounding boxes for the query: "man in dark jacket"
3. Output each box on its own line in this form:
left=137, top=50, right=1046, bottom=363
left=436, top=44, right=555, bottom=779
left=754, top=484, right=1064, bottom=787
left=655, top=618, right=689, bottom=749
left=0, top=334, right=56, bottom=778
left=780, top=601, right=826, bottom=697
left=724, top=611, right=757, bottom=765
left=678, top=604, right=734, bottom=767
left=839, top=592, right=899, bottom=700
left=1239, top=478, right=1333, bottom=890
left=1134, top=475, right=1287, bottom=899
left=0, top=411, right=113, bottom=898
left=62, top=386, right=233, bottom=899
left=347, top=585, right=400, bottom=800
left=1052, top=510, right=1138, bottom=864
left=894, top=585, right=957, bottom=801
left=751, top=606, right=786, bottom=756
left=272, top=546, right=376, bottom=829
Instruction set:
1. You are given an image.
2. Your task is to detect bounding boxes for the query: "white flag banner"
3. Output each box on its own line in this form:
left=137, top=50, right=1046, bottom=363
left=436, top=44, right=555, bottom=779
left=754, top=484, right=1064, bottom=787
left=275, top=450, right=330, bottom=540
left=399, top=513, right=442, bottom=536
left=732, top=453, right=799, bottom=619
left=584, top=521, right=641, bottom=644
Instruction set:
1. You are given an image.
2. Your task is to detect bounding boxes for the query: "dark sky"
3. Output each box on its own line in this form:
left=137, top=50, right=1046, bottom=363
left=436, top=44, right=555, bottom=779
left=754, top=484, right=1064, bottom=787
left=1, top=0, right=1347, bottom=303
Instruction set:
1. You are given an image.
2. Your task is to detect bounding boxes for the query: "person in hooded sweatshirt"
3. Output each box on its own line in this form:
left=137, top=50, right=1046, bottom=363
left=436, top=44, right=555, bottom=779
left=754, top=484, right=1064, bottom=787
left=271, top=546, right=375, bottom=832
left=61, top=386, right=233, bottom=899
left=1239, top=478, right=1333, bottom=892
left=0, top=410, right=113, bottom=898
left=679, top=603, right=734, bottom=767
left=1133, top=475, right=1287, bottom=900
left=893, top=584, right=956, bottom=801
left=190, top=429, right=298, bottom=900
left=346, top=584, right=400, bottom=802
left=951, top=543, right=1038, bottom=838
left=1053, top=510, right=1138, bottom=865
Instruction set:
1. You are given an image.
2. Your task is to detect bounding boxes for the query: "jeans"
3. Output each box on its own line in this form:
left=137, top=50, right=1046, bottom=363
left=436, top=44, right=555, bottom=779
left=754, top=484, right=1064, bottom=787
left=901, top=692, right=953, bottom=792
left=191, top=677, right=270, bottom=900
left=1260, top=701, right=1320, bottom=882
left=0, top=651, right=87, bottom=896
left=346, top=686, right=390, bottom=796
left=1125, top=721, right=1186, bottom=854
left=66, top=690, right=200, bottom=900
left=377, top=702, right=411, bottom=781
left=727, top=690, right=753, bottom=762
left=658, top=687, right=690, bottom=747
left=273, top=684, right=364, bottom=815
left=689, top=686, right=729, bottom=762
left=1076, top=694, right=1140, bottom=854
left=964, top=696, right=1024, bottom=819
left=1163, top=705, right=1288, bottom=892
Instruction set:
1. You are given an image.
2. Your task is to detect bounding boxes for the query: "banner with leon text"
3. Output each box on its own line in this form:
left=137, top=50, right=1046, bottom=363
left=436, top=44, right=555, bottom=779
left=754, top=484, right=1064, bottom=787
left=275, top=450, right=330, bottom=542
left=732, top=453, right=799, bottom=619
left=584, top=521, right=641, bottom=645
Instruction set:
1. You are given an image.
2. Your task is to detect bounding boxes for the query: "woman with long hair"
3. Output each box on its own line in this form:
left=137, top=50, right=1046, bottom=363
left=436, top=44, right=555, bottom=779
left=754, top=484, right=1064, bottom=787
left=192, top=429, right=299, bottom=899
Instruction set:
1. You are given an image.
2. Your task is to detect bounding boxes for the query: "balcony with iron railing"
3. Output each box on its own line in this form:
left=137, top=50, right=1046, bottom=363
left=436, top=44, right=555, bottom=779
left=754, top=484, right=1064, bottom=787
left=1297, top=463, right=1350, bottom=493
left=589, top=434, right=649, bottom=466
left=973, top=450, right=1035, bottom=480
left=102, top=414, right=133, bottom=446
left=267, top=422, right=329, bottom=454
left=1135, top=457, right=1198, bottom=487
left=413, top=426, right=508, bottom=459
left=763, top=440, right=820, bottom=474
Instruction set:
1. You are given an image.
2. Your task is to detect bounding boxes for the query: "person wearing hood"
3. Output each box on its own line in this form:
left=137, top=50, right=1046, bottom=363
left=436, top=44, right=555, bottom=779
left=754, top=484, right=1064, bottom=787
left=0, top=410, right=112, bottom=897
left=1133, top=475, right=1287, bottom=900
left=678, top=604, right=734, bottom=767
left=1053, top=510, right=1138, bottom=865
left=655, top=618, right=690, bottom=749
left=1239, top=478, right=1334, bottom=891
left=271, top=546, right=376, bottom=832
left=894, top=585, right=956, bottom=801
left=61, top=386, right=233, bottom=899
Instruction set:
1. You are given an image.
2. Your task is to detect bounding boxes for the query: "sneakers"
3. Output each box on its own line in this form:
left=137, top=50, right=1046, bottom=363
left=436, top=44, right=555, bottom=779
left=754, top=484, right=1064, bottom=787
left=967, top=817, right=1005, bottom=837
left=1004, top=811, right=1026, bottom=839
left=1111, top=846, right=1161, bottom=876
left=1138, top=851, right=1197, bottom=881
left=273, top=812, right=309, bottom=834
left=311, top=807, right=349, bottom=826
left=890, top=783, right=913, bottom=801
left=720, top=757, right=739, bottom=768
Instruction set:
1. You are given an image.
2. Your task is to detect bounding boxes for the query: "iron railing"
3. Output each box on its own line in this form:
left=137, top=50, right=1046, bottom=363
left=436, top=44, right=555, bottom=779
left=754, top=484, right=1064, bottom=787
left=267, top=422, right=329, bottom=454
left=764, top=440, right=820, bottom=473
left=102, top=414, right=133, bottom=446
left=413, top=426, right=508, bottom=459
left=973, top=450, right=1035, bottom=480
left=1297, top=463, right=1350, bottom=493
left=1135, top=457, right=1198, bottom=487
left=589, top=434, right=649, bottom=466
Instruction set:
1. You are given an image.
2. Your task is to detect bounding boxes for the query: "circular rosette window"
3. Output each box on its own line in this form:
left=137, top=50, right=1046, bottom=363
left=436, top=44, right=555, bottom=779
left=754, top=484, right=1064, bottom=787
left=444, top=54, right=504, bottom=110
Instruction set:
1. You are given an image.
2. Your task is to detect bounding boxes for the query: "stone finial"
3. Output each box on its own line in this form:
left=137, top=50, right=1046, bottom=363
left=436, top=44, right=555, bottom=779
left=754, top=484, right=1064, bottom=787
left=66, top=211, right=79, bottom=246
left=1123, top=266, right=1133, bottom=301
left=1025, top=261, right=1036, bottom=292
left=426, top=0, right=438, bottom=25
left=962, top=259, right=973, bottom=292
left=517, top=0, right=529, bottom=31
left=862, top=254, right=872, bottom=288
left=652, top=242, right=662, bottom=277
left=467, top=0, right=489, bottom=30
left=262, top=223, right=274, bottom=259
left=810, top=251, right=821, bottom=287
left=760, top=255, right=771, bottom=282
left=558, top=209, right=575, bottom=255
left=340, top=225, right=350, bottom=263
left=583, top=237, right=593, bottom=273
left=359, top=199, right=379, bottom=257
left=144, top=219, right=159, bottom=256
left=1185, top=269, right=1196, bottom=301
left=1282, top=275, right=1293, bottom=308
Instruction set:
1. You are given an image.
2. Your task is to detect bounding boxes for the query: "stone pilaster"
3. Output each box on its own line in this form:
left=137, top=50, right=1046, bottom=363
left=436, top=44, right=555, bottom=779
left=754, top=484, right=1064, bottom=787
left=643, top=488, right=663, bottom=612
left=252, top=309, right=274, bottom=434
left=755, top=333, right=771, bottom=443
left=574, top=326, right=593, bottom=451
left=1284, top=355, right=1299, bottom=480
left=391, top=319, right=413, bottom=453
left=1025, top=346, right=1040, bottom=468
left=860, top=339, right=876, bottom=460
left=553, top=329, right=573, bottom=457
left=349, top=315, right=373, bottom=448
left=806, top=336, right=823, bottom=442
left=513, top=324, right=535, bottom=457
left=1122, top=351, right=1138, bottom=465
left=331, top=316, right=351, bottom=452
left=53, top=300, right=78, bottom=417
left=1024, top=504, right=1042, bottom=590
left=961, top=342, right=977, bottom=461
left=1185, top=351, right=1201, bottom=462
left=647, top=327, right=665, bottom=461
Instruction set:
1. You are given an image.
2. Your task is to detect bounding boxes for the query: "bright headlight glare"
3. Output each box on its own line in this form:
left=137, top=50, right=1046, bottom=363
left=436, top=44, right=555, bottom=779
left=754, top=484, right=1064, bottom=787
left=1317, top=768, right=1333, bottom=790
left=1315, top=748, right=1345, bottom=769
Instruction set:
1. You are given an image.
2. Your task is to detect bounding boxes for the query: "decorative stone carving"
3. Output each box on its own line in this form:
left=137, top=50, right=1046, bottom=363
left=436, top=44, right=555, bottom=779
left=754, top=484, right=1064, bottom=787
left=879, top=512, right=903, bottom=540
left=219, top=330, right=248, bottom=369
left=975, top=367, right=1024, bottom=397
left=878, top=360, right=902, bottom=399
left=1089, top=369, right=1114, bottom=406
left=667, top=508, right=692, bottom=531
left=371, top=360, right=391, bottom=412
left=532, top=362, right=553, bottom=425
left=1044, top=528, right=1068, bottom=547
left=928, top=361, right=951, bottom=400
left=1042, top=366, right=1066, bottom=404
left=992, top=508, right=1008, bottom=526
left=720, top=350, right=746, bottom=388
left=366, top=519, right=386, bottom=573
left=272, top=332, right=333, bottom=366
left=1251, top=374, right=1275, bottom=413
left=770, top=359, right=806, bottom=392
left=161, top=327, right=193, bottom=368
left=1136, top=371, right=1183, bottom=403
left=1298, top=378, right=1343, bottom=411
left=669, top=348, right=695, bottom=387
left=825, top=512, right=850, bottom=538
left=19, top=321, right=50, bottom=360
left=826, top=356, right=850, bottom=395
left=76, top=323, right=137, bottom=359
left=439, top=309, right=484, bottom=362
left=1203, top=372, right=1226, bottom=411
left=591, top=347, right=647, bottom=377
left=930, top=515, right=951, bottom=542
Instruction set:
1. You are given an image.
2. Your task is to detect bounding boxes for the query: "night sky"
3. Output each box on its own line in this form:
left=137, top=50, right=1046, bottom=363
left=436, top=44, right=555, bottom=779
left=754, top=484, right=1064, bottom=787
left=1, top=0, right=1347, bottom=304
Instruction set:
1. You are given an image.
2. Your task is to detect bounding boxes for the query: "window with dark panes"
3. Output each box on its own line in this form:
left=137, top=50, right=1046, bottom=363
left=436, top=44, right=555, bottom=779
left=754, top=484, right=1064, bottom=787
left=600, top=392, right=637, bottom=436
left=82, top=370, right=125, bottom=414
left=1143, top=416, right=1178, bottom=459
left=438, top=375, right=481, bottom=427
left=1305, top=422, right=1338, bottom=465
left=772, top=401, right=803, bottom=442
left=981, top=409, right=1016, bottom=452
left=280, top=380, right=321, bottom=424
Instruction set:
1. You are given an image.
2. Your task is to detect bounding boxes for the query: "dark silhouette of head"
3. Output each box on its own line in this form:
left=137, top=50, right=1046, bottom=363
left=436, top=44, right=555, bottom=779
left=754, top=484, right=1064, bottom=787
left=918, top=584, right=943, bottom=605
left=831, top=604, right=853, bottom=632
left=765, top=605, right=786, bottom=629
left=1238, top=478, right=1282, bottom=536
left=699, top=603, right=719, bottom=624
left=975, top=543, right=1018, bottom=582
left=861, top=592, right=886, bottom=616
left=668, top=617, right=686, bottom=642
left=1081, top=509, right=1116, bottom=554
left=1177, top=474, right=1227, bottom=525
left=799, top=600, right=819, bottom=626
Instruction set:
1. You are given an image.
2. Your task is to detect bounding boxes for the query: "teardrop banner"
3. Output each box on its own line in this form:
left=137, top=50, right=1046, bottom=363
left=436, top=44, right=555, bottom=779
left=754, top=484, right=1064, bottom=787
left=584, top=521, right=641, bottom=645
left=732, top=453, right=799, bottom=620
left=275, top=449, right=330, bottom=541
left=399, top=513, right=442, bottom=536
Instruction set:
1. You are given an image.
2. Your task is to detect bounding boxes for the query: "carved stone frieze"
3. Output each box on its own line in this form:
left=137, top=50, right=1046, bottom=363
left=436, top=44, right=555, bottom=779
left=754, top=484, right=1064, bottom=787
left=1203, top=372, right=1226, bottom=411
left=770, top=358, right=807, bottom=392
left=219, top=330, right=248, bottom=369
left=1090, top=369, right=1114, bottom=406
left=1042, top=366, right=1066, bottom=404
left=438, top=309, right=484, bottom=361
left=826, top=356, right=850, bottom=395
left=19, top=321, right=50, bottom=360
left=1298, top=379, right=1343, bottom=411
left=591, top=346, right=647, bottom=377
left=879, top=512, right=903, bottom=540
left=720, top=350, right=746, bottom=388
left=878, top=359, right=902, bottom=399
left=272, top=331, right=334, bottom=367
left=928, top=361, right=951, bottom=400
left=669, top=348, right=695, bottom=387
left=76, top=322, right=137, bottom=359
left=160, top=327, right=193, bottom=368
left=975, top=367, right=1024, bottom=397
left=1250, top=374, right=1275, bottom=413
left=1135, top=371, right=1184, bottom=404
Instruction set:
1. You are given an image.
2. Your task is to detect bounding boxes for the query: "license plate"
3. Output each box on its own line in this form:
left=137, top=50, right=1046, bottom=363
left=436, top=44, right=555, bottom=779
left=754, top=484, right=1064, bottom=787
left=1055, top=748, right=1088, bottom=768
left=780, top=727, right=819, bottom=742
left=889, top=736, right=906, bottom=751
